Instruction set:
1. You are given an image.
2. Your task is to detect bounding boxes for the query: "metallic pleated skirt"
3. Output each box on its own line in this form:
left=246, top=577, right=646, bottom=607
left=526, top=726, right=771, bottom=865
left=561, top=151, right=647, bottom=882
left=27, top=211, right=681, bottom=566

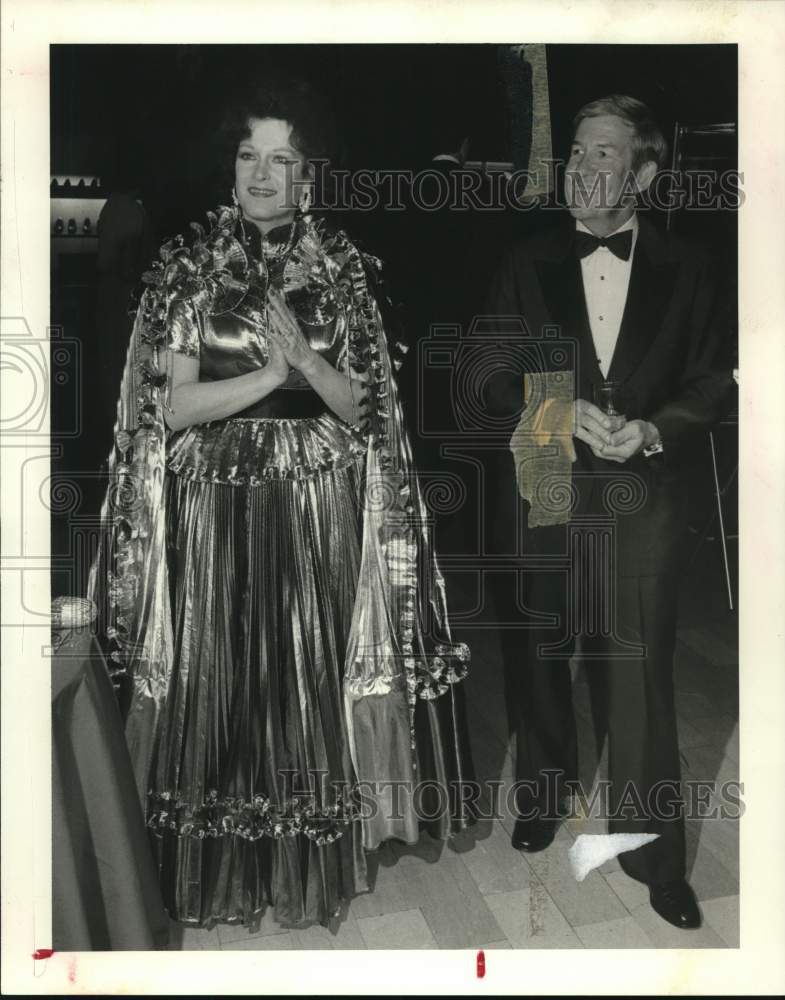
left=148, top=414, right=474, bottom=929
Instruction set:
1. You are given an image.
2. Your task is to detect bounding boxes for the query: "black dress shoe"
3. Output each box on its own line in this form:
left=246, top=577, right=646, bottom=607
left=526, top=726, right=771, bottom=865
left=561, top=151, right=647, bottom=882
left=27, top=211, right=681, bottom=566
left=649, top=879, right=702, bottom=929
left=511, top=816, right=560, bottom=853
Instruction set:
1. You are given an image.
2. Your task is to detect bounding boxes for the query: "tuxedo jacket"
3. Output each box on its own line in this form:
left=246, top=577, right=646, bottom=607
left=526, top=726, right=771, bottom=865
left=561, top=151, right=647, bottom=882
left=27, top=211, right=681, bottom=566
left=484, top=212, right=735, bottom=575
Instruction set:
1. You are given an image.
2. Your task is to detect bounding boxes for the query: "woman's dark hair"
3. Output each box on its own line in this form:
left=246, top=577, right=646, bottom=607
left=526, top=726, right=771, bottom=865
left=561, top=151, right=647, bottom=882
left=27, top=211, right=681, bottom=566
left=212, top=74, right=340, bottom=202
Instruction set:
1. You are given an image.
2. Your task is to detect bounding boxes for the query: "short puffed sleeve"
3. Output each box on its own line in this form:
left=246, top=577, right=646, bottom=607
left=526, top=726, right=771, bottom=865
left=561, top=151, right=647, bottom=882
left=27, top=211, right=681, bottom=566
left=166, top=298, right=202, bottom=359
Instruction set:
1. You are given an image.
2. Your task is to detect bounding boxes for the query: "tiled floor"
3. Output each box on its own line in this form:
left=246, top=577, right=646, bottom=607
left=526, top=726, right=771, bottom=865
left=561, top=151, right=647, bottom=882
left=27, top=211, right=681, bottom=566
left=167, top=532, right=739, bottom=951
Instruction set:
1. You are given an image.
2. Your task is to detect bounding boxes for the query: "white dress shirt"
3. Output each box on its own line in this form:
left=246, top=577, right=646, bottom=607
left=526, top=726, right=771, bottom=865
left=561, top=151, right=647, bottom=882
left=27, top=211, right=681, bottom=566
left=576, top=213, right=638, bottom=378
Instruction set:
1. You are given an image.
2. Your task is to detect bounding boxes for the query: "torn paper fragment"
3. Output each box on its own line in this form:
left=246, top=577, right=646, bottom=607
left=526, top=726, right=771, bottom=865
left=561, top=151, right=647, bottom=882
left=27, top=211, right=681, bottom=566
left=509, top=371, right=575, bottom=527
left=568, top=833, right=660, bottom=882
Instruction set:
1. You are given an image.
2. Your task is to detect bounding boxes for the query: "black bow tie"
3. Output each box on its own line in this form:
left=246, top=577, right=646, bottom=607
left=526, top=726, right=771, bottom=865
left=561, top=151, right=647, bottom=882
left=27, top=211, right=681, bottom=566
left=574, top=228, right=633, bottom=261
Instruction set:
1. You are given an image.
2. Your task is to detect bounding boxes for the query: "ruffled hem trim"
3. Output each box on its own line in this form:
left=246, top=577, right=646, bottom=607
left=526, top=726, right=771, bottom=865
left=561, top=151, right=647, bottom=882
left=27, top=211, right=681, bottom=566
left=165, top=413, right=368, bottom=484
left=344, top=642, right=471, bottom=699
left=171, top=906, right=348, bottom=932
left=147, top=790, right=358, bottom=845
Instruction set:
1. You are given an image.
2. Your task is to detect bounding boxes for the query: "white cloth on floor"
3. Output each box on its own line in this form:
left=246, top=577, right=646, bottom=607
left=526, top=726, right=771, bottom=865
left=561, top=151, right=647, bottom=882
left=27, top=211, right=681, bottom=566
left=568, top=833, right=660, bottom=881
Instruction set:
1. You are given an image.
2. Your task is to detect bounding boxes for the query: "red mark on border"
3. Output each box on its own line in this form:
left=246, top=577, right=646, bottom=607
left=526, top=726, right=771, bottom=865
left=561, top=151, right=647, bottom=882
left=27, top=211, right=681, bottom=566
left=476, top=949, right=485, bottom=978
left=33, top=949, right=55, bottom=960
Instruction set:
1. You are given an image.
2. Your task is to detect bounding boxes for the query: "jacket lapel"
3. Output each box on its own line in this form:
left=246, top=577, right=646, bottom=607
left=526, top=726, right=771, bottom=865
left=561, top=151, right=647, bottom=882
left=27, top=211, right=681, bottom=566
left=535, top=226, right=603, bottom=388
left=606, top=217, right=680, bottom=384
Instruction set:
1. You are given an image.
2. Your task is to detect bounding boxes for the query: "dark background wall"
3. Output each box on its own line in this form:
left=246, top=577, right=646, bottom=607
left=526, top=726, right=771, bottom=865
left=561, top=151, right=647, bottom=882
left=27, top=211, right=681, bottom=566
left=51, top=43, right=737, bottom=238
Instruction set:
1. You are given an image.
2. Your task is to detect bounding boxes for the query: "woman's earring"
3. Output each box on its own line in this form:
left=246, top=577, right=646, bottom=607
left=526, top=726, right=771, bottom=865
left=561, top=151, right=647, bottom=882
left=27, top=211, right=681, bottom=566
left=297, top=187, right=312, bottom=218
left=231, top=187, right=240, bottom=208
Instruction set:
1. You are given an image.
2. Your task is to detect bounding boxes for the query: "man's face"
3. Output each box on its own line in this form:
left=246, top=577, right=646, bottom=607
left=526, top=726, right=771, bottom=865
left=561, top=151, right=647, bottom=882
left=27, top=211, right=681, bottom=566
left=565, top=114, right=638, bottom=224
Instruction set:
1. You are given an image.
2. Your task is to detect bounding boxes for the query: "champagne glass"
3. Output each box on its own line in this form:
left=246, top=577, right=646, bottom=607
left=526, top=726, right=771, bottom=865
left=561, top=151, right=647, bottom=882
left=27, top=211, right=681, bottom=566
left=594, top=379, right=624, bottom=418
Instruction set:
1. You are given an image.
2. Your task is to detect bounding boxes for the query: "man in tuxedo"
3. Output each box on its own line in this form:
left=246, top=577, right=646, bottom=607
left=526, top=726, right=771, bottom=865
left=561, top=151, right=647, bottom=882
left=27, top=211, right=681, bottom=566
left=485, top=95, right=734, bottom=929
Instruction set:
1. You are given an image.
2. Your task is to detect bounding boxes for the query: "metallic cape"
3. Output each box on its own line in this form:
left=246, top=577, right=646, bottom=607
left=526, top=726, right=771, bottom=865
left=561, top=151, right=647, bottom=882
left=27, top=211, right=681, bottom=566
left=87, top=205, right=472, bottom=871
left=88, top=298, right=174, bottom=794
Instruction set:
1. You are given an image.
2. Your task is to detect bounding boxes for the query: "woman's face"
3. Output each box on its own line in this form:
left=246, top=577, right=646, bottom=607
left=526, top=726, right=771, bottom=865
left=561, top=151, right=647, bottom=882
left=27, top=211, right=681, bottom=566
left=234, top=117, right=311, bottom=234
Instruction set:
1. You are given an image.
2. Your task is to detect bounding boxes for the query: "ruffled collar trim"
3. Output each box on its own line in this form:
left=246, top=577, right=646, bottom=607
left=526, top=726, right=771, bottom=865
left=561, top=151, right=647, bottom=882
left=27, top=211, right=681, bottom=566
left=140, top=204, right=363, bottom=334
left=237, top=215, right=302, bottom=262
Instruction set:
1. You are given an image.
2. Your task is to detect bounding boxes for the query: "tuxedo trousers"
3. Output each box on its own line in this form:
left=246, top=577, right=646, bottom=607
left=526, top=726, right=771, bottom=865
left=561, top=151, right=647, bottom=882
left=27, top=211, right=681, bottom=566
left=497, top=460, right=689, bottom=885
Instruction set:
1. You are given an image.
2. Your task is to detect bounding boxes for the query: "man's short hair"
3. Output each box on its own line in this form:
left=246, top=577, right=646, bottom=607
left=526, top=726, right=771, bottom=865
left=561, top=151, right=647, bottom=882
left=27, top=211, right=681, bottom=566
left=573, top=94, right=669, bottom=172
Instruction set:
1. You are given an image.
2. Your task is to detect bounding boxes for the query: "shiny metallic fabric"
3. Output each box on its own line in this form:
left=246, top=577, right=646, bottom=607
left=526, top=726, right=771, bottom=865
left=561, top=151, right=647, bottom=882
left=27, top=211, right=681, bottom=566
left=89, top=206, right=476, bottom=929
left=153, top=419, right=367, bottom=926
left=166, top=413, right=367, bottom=485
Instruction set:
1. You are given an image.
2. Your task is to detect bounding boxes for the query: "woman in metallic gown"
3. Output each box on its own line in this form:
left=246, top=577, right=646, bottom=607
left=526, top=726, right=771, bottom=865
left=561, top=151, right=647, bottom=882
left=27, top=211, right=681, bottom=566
left=89, top=79, right=475, bottom=930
